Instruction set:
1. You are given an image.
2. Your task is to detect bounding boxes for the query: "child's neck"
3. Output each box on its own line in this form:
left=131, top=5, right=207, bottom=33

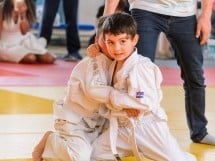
left=115, top=61, right=124, bottom=71
left=112, top=61, right=124, bottom=84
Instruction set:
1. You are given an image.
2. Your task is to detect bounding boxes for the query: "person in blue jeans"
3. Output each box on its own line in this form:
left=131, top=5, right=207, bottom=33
left=39, top=0, right=81, bottom=61
left=103, top=0, right=215, bottom=145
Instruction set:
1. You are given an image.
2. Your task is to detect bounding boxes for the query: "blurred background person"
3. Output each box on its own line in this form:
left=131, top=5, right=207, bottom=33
left=39, top=0, right=82, bottom=61
left=0, top=0, right=55, bottom=64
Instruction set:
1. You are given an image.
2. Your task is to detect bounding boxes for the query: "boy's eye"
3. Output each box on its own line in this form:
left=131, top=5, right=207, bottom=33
left=120, top=40, right=126, bottom=45
left=106, top=41, right=113, bottom=45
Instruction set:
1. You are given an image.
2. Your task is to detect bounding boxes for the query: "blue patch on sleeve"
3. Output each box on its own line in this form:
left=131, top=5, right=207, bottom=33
left=136, top=91, right=144, bottom=98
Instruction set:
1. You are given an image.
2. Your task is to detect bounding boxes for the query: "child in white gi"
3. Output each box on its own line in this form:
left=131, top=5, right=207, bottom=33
left=32, top=16, right=112, bottom=161
left=88, top=12, right=197, bottom=161
left=0, top=0, right=55, bottom=64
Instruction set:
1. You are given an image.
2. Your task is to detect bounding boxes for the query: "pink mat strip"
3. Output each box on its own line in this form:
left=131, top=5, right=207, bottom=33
left=0, top=60, right=214, bottom=86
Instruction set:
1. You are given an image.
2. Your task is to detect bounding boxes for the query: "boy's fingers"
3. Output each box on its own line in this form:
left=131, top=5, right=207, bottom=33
left=125, top=109, right=140, bottom=117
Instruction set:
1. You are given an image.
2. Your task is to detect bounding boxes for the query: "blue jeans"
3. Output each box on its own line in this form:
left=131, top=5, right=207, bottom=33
left=131, top=9, right=207, bottom=142
left=39, top=0, right=80, bottom=54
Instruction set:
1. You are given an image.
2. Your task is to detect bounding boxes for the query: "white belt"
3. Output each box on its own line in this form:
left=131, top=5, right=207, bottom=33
left=99, top=107, right=143, bottom=161
left=54, top=119, right=97, bottom=136
left=110, top=112, right=142, bottom=161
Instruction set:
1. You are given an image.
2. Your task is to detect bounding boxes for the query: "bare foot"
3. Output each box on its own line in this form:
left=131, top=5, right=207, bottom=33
left=32, top=131, right=52, bottom=161
left=32, top=147, right=43, bottom=161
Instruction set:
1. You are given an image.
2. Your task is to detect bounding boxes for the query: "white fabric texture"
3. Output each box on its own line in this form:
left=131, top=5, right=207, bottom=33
left=42, top=54, right=112, bottom=161
left=88, top=49, right=167, bottom=119
left=92, top=113, right=196, bottom=161
left=128, top=0, right=197, bottom=17
left=0, top=20, right=48, bottom=63
left=90, top=50, right=197, bottom=161
left=98, top=107, right=141, bottom=161
left=64, top=54, right=112, bottom=118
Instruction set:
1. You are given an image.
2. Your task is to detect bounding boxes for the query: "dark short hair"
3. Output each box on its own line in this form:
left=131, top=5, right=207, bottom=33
left=102, top=12, right=137, bottom=39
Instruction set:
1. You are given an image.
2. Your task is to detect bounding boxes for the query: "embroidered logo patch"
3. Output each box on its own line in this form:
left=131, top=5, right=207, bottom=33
left=136, top=91, right=144, bottom=98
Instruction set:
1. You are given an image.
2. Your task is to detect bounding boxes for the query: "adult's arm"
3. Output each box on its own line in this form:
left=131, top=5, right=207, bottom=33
left=196, top=0, right=213, bottom=45
left=103, top=0, right=120, bottom=15
left=0, top=3, right=3, bottom=36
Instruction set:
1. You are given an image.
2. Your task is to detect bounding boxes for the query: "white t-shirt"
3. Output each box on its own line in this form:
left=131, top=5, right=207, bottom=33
left=128, top=0, right=197, bottom=17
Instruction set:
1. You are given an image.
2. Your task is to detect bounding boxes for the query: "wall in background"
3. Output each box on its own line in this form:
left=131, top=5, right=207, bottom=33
left=36, top=0, right=104, bottom=26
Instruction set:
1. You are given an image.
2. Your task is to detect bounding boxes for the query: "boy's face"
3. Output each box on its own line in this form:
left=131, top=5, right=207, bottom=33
left=105, top=33, right=138, bottom=62
left=96, top=34, right=113, bottom=59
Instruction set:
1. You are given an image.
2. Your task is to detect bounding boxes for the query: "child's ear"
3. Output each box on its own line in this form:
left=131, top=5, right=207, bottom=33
left=133, top=34, right=139, bottom=46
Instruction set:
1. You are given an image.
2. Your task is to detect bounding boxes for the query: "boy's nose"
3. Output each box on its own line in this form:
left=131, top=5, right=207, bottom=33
left=114, top=43, right=121, bottom=51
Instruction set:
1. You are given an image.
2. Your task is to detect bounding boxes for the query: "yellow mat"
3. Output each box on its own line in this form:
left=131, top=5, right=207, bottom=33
left=0, top=89, right=53, bottom=114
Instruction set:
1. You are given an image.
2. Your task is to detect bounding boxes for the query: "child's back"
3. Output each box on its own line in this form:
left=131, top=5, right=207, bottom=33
left=33, top=53, right=112, bottom=161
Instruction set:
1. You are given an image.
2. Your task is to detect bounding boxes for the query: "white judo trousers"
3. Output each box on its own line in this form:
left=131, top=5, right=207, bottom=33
left=42, top=101, right=94, bottom=161
left=89, top=50, right=197, bottom=161
left=41, top=54, right=112, bottom=161
left=92, top=113, right=196, bottom=161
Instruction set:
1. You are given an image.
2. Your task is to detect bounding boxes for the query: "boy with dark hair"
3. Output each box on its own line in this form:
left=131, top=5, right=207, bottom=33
left=89, top=12, right=197, bottom=161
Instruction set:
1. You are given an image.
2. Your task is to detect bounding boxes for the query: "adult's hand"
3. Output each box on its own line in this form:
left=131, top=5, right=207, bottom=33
left=196, top=0, right=213, bottom=45
left=103, top=0, right=120, bottom=15
left=196, top=14, right=211, bottom=45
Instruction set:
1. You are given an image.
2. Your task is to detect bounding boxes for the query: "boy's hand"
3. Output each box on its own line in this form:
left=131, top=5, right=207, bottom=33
left=87, top=43, right=101, bottom=57
left=123, top=108, right=140, bottom=118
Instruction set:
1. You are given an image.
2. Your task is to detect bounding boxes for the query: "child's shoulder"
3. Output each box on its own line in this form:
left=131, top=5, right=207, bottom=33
left=131, top=54, right=160, bottom=74
left=130, top=49, right=155, bottom=66
left=75, top=56, right=90, bottom=65
left=136, top=54, right=156, bottom=67
left=74, top=54, right=110, bottom=68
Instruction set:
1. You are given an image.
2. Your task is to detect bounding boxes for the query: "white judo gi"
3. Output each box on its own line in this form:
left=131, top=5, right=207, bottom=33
left=42, top=54, right=111, bottom=161
left=88, top=49, right=197, bottom=161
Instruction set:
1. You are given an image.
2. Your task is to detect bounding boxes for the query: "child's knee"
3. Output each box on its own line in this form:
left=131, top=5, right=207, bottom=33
left=37, top=52, right=55, bottom=64
left=20, top=53, right=37, bottom=64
